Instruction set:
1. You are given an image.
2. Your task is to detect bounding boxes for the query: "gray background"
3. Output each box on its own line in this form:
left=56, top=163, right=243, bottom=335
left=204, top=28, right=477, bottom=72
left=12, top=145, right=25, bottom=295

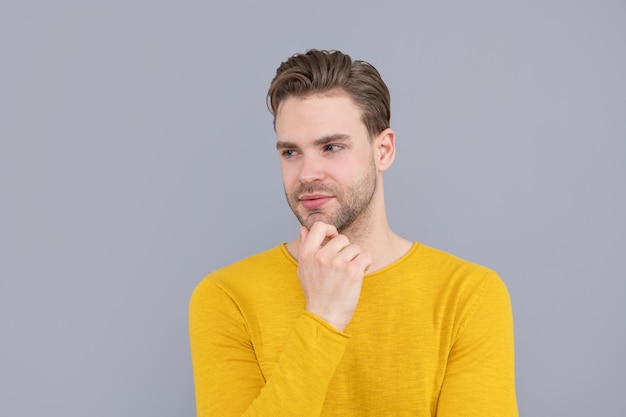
left=1, top=1, right=624, bottom=416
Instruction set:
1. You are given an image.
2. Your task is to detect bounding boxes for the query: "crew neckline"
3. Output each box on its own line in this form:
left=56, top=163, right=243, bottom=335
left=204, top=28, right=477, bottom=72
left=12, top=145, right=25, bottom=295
left=278, top=242, right=420, bottom=278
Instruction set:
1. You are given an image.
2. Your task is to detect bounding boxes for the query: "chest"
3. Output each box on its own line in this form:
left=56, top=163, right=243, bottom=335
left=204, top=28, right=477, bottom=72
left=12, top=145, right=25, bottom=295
left=249, top=277, right=451, bottom=412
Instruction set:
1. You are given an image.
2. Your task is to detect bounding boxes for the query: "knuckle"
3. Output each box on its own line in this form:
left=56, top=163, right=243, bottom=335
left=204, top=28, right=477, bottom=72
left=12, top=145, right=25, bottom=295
left=349, top=243, right=361, bottom=253
left=331, top=256, right=345, bottom=268
left=314, top=250, right=329, bottom=264
left=345, top=262, right=359, bottom=275
left=335, top=235, right=349, bottom=246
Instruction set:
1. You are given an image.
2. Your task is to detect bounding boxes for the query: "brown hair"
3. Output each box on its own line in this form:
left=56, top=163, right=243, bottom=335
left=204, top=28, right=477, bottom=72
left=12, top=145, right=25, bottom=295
left=267, top=49, right=391, bottom=138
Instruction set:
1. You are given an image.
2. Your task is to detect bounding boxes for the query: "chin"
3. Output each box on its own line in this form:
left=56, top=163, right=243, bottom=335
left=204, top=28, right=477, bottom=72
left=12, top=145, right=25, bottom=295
left=301, top=212, right=332, bottom=229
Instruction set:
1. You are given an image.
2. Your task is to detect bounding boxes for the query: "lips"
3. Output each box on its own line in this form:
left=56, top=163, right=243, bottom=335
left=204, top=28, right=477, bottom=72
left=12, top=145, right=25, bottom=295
left=299, top=194, right=334, bottom=210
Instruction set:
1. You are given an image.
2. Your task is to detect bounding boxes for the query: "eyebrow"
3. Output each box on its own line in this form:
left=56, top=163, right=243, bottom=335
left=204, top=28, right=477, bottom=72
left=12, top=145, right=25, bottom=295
left=276, top=133, right=351, bottom=150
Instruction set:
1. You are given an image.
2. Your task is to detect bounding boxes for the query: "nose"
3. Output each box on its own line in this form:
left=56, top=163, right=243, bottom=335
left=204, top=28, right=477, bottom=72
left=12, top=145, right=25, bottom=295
left=298, top=154, right=325, bottom=183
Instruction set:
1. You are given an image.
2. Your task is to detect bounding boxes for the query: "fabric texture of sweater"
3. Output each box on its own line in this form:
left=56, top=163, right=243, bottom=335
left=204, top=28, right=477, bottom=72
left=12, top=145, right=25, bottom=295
left=189, top=243, right=518, bottom=416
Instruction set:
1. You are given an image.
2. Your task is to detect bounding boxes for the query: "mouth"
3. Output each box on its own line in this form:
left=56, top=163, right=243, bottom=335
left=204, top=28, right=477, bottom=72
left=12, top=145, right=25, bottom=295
left=299, top=194, right=334, bottom=210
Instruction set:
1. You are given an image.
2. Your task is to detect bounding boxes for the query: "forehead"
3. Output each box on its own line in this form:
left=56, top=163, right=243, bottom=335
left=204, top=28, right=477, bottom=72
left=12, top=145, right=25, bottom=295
left=275, top=92, right=366, bottom=141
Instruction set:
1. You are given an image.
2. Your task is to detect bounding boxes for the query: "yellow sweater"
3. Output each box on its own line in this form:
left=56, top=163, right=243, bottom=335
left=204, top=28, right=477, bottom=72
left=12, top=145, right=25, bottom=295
left=189, top=243, right=517, bottom=416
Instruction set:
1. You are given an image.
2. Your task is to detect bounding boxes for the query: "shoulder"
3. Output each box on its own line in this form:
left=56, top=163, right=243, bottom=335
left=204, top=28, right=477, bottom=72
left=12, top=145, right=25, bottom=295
left=411, top=243, right=503, bottom=282
left=190, top=244, right=299, bottom=305
left=405, top=243, right=511, bottom=306
left=410, top=244, right=492, bottom=274
left=404, top=244, right=513, bottom=339
left=207, top=245, right=294, bottom=282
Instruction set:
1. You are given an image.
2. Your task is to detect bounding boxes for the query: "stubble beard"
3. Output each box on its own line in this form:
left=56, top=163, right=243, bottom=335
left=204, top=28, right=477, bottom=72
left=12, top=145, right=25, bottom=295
left=285, top=157, right=378, bottom=234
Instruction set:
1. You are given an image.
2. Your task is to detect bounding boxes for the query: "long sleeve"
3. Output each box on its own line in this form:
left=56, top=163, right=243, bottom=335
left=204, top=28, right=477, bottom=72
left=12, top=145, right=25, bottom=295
left=436, top=272, right=518, bottom=416
left=189, top=278, right=350, bottom=417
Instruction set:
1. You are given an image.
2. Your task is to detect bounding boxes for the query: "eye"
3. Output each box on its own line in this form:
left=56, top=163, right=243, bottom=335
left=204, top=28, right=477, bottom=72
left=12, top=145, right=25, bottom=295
left=324, top=144, right=342, bottom=152
left=281, top=149, right=297, bottom=158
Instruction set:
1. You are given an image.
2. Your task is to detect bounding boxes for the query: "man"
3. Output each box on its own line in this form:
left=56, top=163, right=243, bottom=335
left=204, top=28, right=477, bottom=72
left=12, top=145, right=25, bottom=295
left=189, top=49, right=517, bottom=416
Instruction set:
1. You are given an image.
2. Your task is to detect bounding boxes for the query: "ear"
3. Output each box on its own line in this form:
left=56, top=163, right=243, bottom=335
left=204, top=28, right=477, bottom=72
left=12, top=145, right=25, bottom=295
left=373, top=128, right=396, bottom=172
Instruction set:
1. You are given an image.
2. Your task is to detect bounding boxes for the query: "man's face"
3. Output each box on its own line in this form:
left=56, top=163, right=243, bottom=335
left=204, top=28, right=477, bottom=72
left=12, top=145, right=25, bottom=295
left=275, top=92, right=378, bottom=232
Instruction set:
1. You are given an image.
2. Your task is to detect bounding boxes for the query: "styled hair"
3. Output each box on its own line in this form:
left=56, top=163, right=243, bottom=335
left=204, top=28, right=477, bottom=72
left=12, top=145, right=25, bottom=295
left=267, top=49, right=391, bottom=138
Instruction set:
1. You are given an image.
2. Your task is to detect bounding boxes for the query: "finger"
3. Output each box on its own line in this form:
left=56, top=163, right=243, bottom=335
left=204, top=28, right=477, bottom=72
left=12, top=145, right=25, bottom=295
left=300, top=226, right=309, bottom=243
left=302, top=222, right=338, bottom=249
left=321, top=234, right=351, bottom=254
left=353, top=251, right=373, bottom=273
left=334, top=243, right=363, bottom=263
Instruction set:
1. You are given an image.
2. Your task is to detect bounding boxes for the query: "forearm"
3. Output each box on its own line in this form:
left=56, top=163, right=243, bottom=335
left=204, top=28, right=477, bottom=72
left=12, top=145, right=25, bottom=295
left=190, top=283, right=349, bottom=417
left=236, top=313, right=349, bottom=417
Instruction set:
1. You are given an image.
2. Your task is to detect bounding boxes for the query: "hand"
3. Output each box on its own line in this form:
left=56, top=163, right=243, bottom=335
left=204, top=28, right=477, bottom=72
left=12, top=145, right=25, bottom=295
left=297, top=222, right=372, bottom=332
